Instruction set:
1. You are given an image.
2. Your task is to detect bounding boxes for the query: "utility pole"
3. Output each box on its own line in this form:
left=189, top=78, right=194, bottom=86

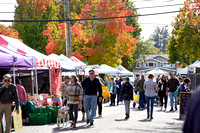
left=63, top=3, right=68, bottom=57
left=66, top=0, right=72, bottom=57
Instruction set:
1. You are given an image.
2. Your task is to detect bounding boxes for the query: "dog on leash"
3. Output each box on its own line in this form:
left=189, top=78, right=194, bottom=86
left=57, top=106, right=69, bottom=127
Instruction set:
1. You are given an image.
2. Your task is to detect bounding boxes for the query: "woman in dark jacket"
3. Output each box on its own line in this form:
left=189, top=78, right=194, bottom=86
left=158, top=75, right=168, bottom=111
left=120, top=77, right=133, bottom=119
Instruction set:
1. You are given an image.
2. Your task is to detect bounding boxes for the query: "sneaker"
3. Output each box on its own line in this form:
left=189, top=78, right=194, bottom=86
left=160, top=107, right=163, bottom=111
left=98, top=115, right=102, bottom=117
left=175, top=107, right=178, bottom=111
left=82, top=117, right=85, bottom=122
left=150, top=115, right=153, bottom=119
left=86, top=119, right=90, bottom=124
left=90, top=122, right=94, bottom=126
left=170, top=109, right=174, bottom=112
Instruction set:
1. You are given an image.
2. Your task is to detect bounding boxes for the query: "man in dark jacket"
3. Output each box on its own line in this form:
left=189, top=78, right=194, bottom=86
left=0, top=74, right=19, bottom=133
left=81, top=70, right=102, bottom=126
left=136, top=75, right=145, bottom=109
left=167, top=73, right=180, bottom=112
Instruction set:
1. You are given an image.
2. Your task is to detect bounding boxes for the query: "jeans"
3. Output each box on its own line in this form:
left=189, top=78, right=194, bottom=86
left=139, top=92, right=145, bottom=108
left=19, top=99, right=24, bottom=107
left=84, top=95, right=97, bottom=123
left=110, top=94, right=116, bottom=106
left=117, top=93, right=121, bottom=104
left=146, top=96, right=155, bottom=116
left=69, top=104, right=78, bottom=124
left=169, top=92, right=178, bottom=109
left=133, top=90, right=138, bottom=107
left=124, top=100, right=131, bottom=115
left=97, top=96, right=102, bottom=115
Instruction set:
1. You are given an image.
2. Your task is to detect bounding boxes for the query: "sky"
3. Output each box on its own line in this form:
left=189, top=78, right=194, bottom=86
left=0, top=0, right=185, bottom=40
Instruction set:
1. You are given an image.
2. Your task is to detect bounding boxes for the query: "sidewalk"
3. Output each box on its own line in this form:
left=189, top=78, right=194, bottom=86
left=15, top=102, right=184, bottom=133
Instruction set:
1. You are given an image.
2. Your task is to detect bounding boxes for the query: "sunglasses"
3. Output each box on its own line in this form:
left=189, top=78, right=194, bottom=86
left=4, top=79, right=10, bottom=82
left=89, top=73, right=94, bottom=75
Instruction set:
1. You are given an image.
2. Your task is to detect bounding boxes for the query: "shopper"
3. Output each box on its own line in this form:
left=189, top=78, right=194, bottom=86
left=97, top=78, right=103, bottom=117
left=136, top=75, right=145, bottom=109
left=183, top=87, right=200, bottom=133
left=158, top=75, right=168, bottom=111
left=120, top=77, right=133, bottom=119
left=60, top=75, right=69, bottom=106
left=133, top=75, right=140, bottom=108
left=144, top=74, right=157, bottom=120
left=179, top=78, right=191, bottom=93
left=81, top=70, right=102, bottom=126
left=115, top=77, right=122, bottom=105
left=167, top=73, right=180, bottom=112
left=16, top=78, right=27, bottom=107
left=109, top=78, right=117, bottom=106
left=65, top=75, right=83, bottom=128
left=0, top=74, right=19, bottom=133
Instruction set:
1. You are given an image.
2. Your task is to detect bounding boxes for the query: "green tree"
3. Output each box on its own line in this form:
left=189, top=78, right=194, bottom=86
left=121, top=0, right=142, bottom=70
left=132, top=39, right=159, bottom=68
left=167, top=0, right=200, bottom=66
left=13, top=0, right=60, bottom=54
left=151, top=26, right=169, bottom=53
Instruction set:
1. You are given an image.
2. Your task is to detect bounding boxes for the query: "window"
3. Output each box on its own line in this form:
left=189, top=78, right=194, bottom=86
left=155, top=63, right=156, bottom=66
left=146, top=63, right=148, bottom=67
left=171, top=64, right=173, bottom=67
left=149, top=63, right=154, bottom=67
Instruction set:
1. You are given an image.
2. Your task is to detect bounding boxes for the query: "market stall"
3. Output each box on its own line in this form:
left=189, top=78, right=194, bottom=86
left=0, top=35, right=62, bottom=107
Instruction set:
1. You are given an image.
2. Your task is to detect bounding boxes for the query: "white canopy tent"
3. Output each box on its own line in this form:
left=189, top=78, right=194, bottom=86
left=145, top=68, right=168, bottom=75
left=177, top=66, right=188, bottom=75
left=94, top=64, right=119, bottom=74
left=188, top=60, right=200, bottom=72
left=48, top=54, right=77, bottom=71
left=110, top=65, right=133, bottom=76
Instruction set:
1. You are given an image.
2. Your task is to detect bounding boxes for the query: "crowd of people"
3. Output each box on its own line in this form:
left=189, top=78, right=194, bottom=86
left=59, top=70, right=193, bottom=128
left=0, top=70, right=196, bottom=132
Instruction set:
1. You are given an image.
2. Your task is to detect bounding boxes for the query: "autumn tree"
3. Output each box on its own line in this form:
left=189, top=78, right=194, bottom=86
left=13, top=0, right=60, bottom=54
left=0, top=24, right=20, bottom=39
left=121, top=0, right=141, bottom=70
left=167, top=0, right=200, bottom=66
left=44, top=0, right=138, bottom=67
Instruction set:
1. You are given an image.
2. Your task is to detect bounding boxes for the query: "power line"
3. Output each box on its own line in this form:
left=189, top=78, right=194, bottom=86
left=0, top=10, right=182, bottom=23
left=0, top=3, right=183, bottom=14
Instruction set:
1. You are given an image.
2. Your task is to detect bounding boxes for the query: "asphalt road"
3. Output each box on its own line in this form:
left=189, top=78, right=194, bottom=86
left=15, top=101, right=184, bottom=133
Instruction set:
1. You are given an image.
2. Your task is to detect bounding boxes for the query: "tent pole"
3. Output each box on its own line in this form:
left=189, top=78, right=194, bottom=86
left=13, top=57, right=16, bottom=85
left=49, top=67, right=52, bottom=99
left=31, top=69, right=34, bottom=96
left=34, top=66, right=39, bottom=106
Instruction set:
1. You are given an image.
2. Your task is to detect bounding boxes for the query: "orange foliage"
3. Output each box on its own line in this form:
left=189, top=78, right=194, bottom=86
left=0, top=24, right=21, bottom=40
left=44, top=0, right=138, bottom=67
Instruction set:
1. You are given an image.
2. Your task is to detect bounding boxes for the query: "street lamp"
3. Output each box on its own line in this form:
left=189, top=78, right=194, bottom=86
left=56, top=0, right=72, bottom=57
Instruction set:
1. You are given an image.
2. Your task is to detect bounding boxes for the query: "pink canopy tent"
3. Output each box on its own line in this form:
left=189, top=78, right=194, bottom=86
left=0, top=35, right=60, bottom=68
left=0, top=35, right=62, bottom=100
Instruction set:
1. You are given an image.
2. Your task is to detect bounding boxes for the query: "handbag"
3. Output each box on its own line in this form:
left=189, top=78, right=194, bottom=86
left=174, top=86, right=180, bottom=97
left=122, top=93, right=130, bottom=100
left=133, top=94, right=139, bottom=103
left=74, top=85, right=79, bottom=101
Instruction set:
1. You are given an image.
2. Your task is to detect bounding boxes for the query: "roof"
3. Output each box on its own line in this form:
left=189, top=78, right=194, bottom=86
left=145, top=54, right=169, bottom=61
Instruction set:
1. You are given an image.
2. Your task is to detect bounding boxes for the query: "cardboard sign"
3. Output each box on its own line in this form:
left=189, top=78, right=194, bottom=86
left=179, top=92, right=192, bottom=118
left=12, top=106, right=23, bottom=131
